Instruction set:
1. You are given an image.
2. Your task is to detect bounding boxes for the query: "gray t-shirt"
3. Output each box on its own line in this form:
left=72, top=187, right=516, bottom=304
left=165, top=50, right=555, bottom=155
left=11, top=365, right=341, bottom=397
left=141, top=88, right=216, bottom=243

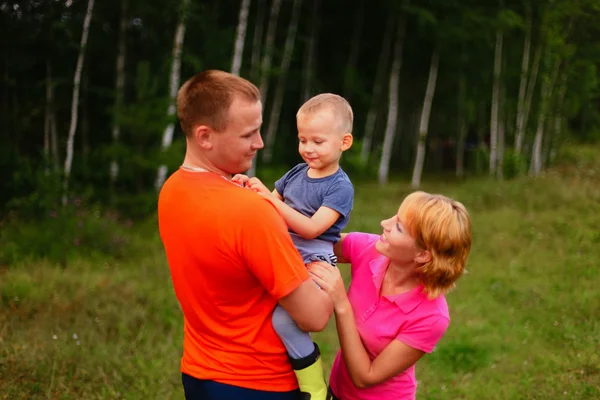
left=275, top=163, right=354, bottom=262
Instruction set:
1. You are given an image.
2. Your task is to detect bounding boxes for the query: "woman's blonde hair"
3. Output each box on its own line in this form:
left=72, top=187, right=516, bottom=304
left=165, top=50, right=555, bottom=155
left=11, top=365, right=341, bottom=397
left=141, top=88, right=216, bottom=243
left=399, top=191, right=472, bottom=299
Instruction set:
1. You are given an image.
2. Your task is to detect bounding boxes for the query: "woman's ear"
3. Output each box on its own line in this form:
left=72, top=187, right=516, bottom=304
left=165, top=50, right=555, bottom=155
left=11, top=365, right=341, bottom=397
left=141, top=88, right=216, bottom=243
left=414, top=250, right=431, bottom=264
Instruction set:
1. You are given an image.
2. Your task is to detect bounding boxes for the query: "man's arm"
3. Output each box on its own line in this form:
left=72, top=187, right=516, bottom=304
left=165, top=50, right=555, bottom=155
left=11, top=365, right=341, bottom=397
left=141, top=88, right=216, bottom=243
left=278, top=279, right=333, bottom=332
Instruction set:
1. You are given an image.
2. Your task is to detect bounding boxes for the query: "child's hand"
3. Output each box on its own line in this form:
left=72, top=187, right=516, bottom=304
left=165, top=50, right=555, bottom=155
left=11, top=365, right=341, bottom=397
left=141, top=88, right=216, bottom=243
left=247, top=177, right=272, bottom=196
left=307, top=262, right=350, bottom=313
left=231, top=174, right=250, bottom=187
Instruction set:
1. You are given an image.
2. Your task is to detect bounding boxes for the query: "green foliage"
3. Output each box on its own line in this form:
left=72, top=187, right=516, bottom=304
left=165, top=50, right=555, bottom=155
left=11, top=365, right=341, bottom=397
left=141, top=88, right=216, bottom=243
left=340, top=138, right=378, bottom=181
left=501, top=148, right=528, bottom=179
left=0, top=200, right=135, bottom=267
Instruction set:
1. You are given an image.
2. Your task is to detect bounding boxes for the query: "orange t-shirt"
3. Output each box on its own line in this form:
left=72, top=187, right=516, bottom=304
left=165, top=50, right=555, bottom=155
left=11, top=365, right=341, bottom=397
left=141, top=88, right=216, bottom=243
left=158, top=169, right=310, bottom=391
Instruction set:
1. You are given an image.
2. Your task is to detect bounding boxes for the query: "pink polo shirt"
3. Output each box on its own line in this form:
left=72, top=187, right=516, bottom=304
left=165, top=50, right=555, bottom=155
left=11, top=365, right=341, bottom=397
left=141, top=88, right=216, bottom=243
left=329, top=233, right=450, bottom=400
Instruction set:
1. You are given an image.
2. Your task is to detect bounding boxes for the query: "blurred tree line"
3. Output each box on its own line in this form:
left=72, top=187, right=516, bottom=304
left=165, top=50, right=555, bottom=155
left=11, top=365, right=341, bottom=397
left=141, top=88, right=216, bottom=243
left=1, top=0, right=600, bottom=220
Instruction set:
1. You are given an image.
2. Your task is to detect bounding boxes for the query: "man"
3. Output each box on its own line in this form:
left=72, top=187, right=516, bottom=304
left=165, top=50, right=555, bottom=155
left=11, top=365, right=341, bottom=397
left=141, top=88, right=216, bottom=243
left=158, top=70, right=333, bottom=400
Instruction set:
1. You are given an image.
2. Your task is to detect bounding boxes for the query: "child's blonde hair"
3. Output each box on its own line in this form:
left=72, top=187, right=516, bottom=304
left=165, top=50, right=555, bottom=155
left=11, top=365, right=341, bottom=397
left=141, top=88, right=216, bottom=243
left=297, top=93, right=353, bottom=134
left=399, top=191, right=472, bottom=299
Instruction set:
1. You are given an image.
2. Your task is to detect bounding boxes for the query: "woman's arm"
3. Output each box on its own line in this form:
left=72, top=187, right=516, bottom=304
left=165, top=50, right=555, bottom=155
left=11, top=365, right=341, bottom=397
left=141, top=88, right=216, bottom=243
left=308, top=262, right=425, bottom=388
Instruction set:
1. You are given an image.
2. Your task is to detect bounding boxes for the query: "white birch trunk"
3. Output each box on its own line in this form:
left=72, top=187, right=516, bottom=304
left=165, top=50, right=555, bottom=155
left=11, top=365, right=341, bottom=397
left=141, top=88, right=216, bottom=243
left=518, top=40, right=542, bottom=154
left=258, top=0, right=282, bottom=101
left=489, top=27, right=503, bottom=177
left=361, top=15, right=394, bottom=164
left=411, top=46, right=440, bottom=188
left=250, top=0, right=266, bottom=82
left=231, top=0, right=251, bottom=76
left=456, top=72, right=467, bottom=178
left=62, top=0, right=95, bottom=205
left=378, top=15, right=406, bottom=185
left=514, top=6, right=531, bottom=155
left=530, top=60, right=559, bottom=176
left=156, top=0, right=189, bottom=191
left=262, top=0, right=303, bottom=164
left=548, top=71, right=567, bottom=165
left=302, top=0, right=321, bottom=102
left=110, top=0, right=128, bottom=186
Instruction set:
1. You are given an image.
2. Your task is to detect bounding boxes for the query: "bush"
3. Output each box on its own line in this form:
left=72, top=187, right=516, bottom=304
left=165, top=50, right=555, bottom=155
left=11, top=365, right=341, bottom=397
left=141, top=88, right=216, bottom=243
left=0, top=199, right=135, bottom=267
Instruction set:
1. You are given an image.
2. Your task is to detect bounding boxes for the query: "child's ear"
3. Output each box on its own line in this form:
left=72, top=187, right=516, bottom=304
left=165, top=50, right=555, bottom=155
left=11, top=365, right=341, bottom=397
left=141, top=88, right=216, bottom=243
left=341, top=133, right=353, bottom=151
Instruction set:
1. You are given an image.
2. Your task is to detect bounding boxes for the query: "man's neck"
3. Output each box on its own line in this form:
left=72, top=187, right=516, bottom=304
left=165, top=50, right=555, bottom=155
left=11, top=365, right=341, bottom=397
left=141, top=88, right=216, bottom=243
left=182, top=154, right=231, bottom=180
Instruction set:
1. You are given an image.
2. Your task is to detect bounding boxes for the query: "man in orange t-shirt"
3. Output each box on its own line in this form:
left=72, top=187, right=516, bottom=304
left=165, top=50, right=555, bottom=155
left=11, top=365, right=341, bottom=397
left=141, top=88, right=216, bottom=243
left=158, top=70, right=333, bottom=400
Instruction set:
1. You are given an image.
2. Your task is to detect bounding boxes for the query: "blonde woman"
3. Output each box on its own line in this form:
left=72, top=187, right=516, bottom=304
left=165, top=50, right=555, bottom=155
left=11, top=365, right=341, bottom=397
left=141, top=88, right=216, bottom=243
left=309, top=191, right=472, bottom=400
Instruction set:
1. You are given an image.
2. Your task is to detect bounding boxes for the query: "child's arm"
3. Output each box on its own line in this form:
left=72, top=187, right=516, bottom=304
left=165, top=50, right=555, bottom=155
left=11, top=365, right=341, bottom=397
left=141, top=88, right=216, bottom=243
left=247, top=177, right=338, bottom=240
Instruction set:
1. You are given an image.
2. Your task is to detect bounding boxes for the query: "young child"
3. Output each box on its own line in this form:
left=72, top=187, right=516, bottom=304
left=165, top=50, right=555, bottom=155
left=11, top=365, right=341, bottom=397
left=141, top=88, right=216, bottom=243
left=234, top=93, right=354, bottom=400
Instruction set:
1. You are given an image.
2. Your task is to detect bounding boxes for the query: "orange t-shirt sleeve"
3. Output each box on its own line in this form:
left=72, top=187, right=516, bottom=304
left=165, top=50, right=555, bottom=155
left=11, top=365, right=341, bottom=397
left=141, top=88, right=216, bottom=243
left=239, top=198, right=310, bottom=300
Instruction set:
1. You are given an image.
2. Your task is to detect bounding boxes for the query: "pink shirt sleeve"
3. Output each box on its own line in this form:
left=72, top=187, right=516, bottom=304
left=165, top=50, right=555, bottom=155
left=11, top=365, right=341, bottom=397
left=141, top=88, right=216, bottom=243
left=396, top=315, right=449, bottom=353
left=342, top=232, right=379, bottom=275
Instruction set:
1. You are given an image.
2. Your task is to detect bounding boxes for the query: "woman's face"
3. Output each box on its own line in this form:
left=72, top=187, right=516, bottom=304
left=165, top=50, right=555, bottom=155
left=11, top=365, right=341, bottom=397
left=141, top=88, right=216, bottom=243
left=375, top=213, right=421, bottom=265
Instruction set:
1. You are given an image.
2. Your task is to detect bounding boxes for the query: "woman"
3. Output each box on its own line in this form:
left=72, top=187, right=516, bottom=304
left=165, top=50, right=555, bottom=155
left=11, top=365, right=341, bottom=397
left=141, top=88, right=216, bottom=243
left=309, top=191, right=472, bottom=400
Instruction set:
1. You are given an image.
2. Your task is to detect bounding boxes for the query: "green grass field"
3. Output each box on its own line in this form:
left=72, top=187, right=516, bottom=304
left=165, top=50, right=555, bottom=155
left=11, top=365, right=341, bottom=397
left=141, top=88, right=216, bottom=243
left=1, top=147, right=599, bottom=399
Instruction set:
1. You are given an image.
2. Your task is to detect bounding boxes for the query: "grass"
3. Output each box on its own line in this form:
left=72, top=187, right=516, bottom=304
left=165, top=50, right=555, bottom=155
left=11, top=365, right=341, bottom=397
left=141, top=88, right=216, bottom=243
left=1, top=146, right=600, bottom=399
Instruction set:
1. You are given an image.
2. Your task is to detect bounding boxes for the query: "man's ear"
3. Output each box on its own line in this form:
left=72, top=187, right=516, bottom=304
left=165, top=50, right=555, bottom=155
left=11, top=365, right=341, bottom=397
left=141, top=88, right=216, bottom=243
left=414, top=250, right=431, bottom=264
left=194, top=125, right=213, bottom=150
left=341, top=133, right=353, bottom=151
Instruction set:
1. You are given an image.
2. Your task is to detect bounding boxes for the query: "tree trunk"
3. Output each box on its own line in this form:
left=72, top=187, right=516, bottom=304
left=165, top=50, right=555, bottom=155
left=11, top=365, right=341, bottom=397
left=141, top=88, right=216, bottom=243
left=302, top=0, right=321, bottom=102
left=81, top=68, right=90, bottom=178
left=156, top=0, right=189, bottom=191
left=489, top=27, right=503, bottom=177
left=342, top=0, right=364, bottom=102
left=258, top=0, right=282, bottom=102
left=361, top=15, right=394, bottom=164
left=262, top=0, right=303, bottom=164
left=377, top=13, right=406, bottom=185
left=530, top=59, right=559, bottom=176
left=62, top=0, right=95, bottom=205
left=250, top=0, right=266, bottom=82
left=456, top=72, right=467, bottom=178
left=411, top=46, right=440, bottom=188
left=514, top=5, right=531, bottom=155
left=231, top=0, right=251, bottom=76
left=547, top=70, right=568, bottom=166
left=110, top=0, right=128, bottom=189
left=518, top=38, right=541, bottom=154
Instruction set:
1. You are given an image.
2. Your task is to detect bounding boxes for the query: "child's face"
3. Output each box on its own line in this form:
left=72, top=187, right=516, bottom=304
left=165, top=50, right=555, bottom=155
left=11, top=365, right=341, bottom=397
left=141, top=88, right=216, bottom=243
left=296, top=110, right=352, bottom=173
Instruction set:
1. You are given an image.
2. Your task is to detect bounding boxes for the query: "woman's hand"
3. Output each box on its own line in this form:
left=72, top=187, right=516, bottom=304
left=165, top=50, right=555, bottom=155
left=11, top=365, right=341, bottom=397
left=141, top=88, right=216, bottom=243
left=307, top=262, right=351, bottom=313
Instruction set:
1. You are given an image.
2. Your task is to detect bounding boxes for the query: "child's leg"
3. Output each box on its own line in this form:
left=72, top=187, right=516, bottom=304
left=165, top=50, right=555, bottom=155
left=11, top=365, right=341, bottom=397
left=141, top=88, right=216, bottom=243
left=272, top=306, right=326, bottom=400
left=270, top=252, right=337, bottom=400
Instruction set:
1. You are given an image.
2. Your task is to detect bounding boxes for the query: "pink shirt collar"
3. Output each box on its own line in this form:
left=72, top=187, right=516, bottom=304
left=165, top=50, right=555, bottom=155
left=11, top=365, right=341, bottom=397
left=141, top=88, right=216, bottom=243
left=368, top=256, right=426, bottom=314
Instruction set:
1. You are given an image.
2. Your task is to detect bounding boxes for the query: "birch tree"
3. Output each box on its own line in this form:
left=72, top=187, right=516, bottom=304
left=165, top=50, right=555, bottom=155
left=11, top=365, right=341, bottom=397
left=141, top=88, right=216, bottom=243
left=530, top=59, right=560, bottom=176
left=514, top=4, right=531, bottom=155
left=62, top=0, right=95, bottom=205
left=155, top=0, right=189, bottom=191
left=247, top=0, right=281, bottom=177
left=411, top=46, right=440, bottom=188
left=262, top=0, right=303, bottom=164
left=110, top=0, right=128, bottom=189
left=231, top=0, right=251, bottom=76
left=378, top=14, right=406, bottom=185
left=361, top=16, right=394, bottom=164
left=489, top=25, right=503, bottom=177
left=516, top=37, right=541, bottom=154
